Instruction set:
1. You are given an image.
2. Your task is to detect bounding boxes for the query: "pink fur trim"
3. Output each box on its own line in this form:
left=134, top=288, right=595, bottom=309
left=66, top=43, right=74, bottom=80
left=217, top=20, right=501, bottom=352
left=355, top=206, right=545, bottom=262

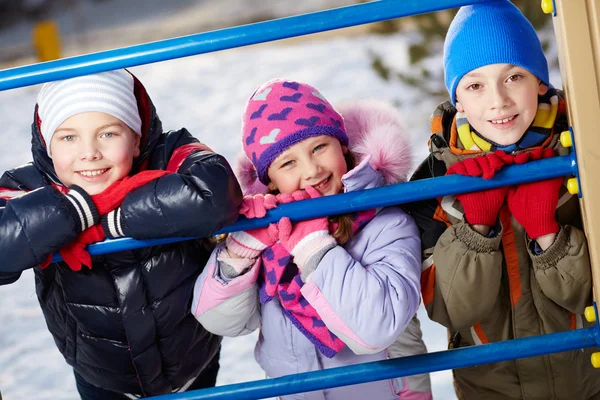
left=235, top=100, right=412, bottom=193
left=235, top=152, right=269, bottom=195
left=338, top=100, right=413, bottom=185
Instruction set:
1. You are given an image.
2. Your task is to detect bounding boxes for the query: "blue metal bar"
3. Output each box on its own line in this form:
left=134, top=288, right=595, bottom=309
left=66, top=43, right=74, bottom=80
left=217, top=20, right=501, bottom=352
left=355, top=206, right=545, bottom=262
left=0, top=0, right=493, bottom=91
left=150, top=325, right=600, bottom=399
left=52, top=154, right=575, bottom=262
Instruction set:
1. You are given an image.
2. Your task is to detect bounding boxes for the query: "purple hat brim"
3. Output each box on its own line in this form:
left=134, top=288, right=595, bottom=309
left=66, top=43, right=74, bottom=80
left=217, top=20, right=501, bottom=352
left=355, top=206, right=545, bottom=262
left=257, top=126, right=349, bottom=185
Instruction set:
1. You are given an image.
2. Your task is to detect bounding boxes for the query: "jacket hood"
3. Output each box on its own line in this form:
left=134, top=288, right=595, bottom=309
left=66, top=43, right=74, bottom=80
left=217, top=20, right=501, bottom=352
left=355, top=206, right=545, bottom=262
left=31, top=70, right=163, bottom=185
left=236, top=100, right=413, bottom=195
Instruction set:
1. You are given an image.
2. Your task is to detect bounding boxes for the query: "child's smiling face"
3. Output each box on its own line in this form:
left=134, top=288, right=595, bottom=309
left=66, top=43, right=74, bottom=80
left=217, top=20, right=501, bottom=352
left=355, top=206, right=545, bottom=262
left=267, top=135, right=348, bottom=196
left=50, top=112, right=140, bottom=195
left=455, top=63, right=547, bottom=147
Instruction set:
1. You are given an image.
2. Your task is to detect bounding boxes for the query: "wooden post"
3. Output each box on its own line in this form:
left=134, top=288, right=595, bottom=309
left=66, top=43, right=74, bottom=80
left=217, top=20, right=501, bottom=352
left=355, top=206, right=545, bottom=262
left=552, top=0, right=600, bottom=298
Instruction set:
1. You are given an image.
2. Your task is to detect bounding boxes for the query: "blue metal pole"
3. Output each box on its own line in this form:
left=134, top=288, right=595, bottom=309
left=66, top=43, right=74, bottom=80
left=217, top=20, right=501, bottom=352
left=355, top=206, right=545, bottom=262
left=150, top=325, right=599, bottom=400
left=52, top=154, right=575, bottom=262
left=0, top=0, right=493, bottom=91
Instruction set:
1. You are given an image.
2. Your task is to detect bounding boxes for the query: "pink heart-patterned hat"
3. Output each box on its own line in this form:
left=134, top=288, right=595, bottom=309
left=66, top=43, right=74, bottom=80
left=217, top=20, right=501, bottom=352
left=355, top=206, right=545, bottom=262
left=242, top=79, right=348, bottom=184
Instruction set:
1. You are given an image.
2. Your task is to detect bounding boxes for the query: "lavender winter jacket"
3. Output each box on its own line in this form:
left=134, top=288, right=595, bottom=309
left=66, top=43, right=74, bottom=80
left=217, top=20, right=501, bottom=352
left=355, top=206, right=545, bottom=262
left=192, top=101, right=431, bottom=400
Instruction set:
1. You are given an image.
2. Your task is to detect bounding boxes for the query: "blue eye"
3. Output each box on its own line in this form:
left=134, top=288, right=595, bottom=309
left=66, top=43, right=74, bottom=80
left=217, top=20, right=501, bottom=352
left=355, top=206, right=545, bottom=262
left=101, top=132, right=115, bottom=138
left=313, top=144, right=325, bottom=152
left=61, top=135, right=76, bottom=142
left=281, top=160, right=294, bottom=168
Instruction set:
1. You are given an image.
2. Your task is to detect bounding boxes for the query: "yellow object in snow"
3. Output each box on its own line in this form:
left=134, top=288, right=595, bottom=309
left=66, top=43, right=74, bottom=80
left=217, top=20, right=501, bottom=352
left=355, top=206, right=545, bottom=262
left=33, top=21, right=61, bottom=62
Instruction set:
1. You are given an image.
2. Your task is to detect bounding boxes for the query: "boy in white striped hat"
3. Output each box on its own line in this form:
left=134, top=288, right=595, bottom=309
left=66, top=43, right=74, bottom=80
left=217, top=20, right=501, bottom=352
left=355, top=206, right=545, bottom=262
left=0, top=69, right=242, bottom=398
left=37, top=69, right=143, bottom=196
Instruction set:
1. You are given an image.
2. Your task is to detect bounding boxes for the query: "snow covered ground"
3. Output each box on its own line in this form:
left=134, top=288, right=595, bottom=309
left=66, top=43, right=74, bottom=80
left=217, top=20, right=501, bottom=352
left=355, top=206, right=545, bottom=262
left=0, top=1, right=560, bottom=399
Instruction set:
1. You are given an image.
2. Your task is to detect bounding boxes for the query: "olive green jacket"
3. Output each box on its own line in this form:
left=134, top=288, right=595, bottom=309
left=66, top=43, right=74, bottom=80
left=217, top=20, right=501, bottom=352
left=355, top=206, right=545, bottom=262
left=405, top=99, right=600, bottom=400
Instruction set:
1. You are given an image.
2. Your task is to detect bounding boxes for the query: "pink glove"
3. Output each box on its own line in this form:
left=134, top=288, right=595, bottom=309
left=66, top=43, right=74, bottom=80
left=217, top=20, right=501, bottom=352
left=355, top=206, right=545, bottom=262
left=275, top=189, right=312, bottom=204
left=276, top=186, right=337, bottom=272
left=238, top=194, right=278, bottom=219
left=226, top=224, right=279, bottom=258
left=227, top=189, right=312, bottom=258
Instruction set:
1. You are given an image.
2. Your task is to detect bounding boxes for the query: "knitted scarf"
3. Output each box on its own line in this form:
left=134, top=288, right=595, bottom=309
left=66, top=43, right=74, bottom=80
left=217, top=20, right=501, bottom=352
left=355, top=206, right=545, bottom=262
left=456, top=88, right=559, bottom=153
left=259, top=209, right=377, bottom=358
left=43, top=170, right=172, bottom=271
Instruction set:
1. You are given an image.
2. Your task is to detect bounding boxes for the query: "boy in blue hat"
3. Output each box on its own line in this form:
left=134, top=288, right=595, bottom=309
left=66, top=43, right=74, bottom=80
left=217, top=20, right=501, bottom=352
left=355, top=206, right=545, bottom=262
left=405, top=1, right=600, bottom=399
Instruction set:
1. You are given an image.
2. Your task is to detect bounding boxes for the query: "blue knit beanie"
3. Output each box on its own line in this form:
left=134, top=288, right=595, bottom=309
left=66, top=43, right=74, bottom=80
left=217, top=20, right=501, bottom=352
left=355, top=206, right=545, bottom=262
left=444, top=0, right=549, bottom=105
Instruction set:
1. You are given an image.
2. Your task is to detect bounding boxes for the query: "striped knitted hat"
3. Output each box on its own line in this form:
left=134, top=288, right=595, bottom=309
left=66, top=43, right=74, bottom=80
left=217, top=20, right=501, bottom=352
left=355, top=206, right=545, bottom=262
left=37, top=70, right=142, bottom=155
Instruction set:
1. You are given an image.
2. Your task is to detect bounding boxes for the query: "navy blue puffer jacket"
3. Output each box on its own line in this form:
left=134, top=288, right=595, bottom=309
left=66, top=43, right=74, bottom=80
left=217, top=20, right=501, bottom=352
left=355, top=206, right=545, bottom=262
left=0, top=73, right=242, bottom=396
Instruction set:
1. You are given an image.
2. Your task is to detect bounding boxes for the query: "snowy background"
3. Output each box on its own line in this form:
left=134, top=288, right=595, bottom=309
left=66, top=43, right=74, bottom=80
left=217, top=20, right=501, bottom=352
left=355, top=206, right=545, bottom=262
left=0, top=1, right=559, bottom=399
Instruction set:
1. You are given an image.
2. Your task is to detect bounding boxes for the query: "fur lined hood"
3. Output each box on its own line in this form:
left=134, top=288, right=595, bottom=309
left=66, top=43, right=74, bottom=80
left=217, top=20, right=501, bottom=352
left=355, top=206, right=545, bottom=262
left=236, top=100, right=413, bottom=195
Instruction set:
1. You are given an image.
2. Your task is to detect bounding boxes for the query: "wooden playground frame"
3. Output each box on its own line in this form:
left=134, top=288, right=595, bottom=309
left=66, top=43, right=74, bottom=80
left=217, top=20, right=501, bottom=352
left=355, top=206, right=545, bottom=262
left=554, top=0, right=600, bottom=302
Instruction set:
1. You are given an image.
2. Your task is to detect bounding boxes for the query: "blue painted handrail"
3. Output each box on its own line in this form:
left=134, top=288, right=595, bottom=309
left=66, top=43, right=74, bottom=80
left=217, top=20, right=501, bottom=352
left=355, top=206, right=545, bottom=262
left=51, top=154, right=576, bottom=262
left=0, top=0, right=493, bottom=91
left=150, top=322, right=600, bottom=399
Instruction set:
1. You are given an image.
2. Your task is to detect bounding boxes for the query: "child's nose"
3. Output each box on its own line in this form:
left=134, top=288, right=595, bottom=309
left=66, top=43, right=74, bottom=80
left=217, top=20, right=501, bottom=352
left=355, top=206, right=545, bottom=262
left=490, top=85, right=510, bottom=109
left=303, top=161, right=321, bottom=180
left=79, top=142, right=101, bottom=161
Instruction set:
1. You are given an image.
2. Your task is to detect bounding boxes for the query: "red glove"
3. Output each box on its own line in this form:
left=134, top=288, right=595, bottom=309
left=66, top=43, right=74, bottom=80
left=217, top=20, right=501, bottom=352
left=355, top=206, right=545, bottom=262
left=446, top=150, right=513, bottom=180
left=512, top=147, right=555, bottom=165
left=92, top=170, right=171, bottom=216
left=454, top=187, right=508, bottom=227
left=238, top=194, right=278, bottom=219
left=507, top=148, right=562, bottom=239
left=446, top=155, right=511, bottom=226
left=56, top=225, right=106, bottom=271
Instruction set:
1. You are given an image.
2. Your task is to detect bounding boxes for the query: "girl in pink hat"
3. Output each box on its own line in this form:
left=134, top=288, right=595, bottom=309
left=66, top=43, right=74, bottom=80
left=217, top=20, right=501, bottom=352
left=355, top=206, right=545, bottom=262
left=193, top=79, right=432, bottom=400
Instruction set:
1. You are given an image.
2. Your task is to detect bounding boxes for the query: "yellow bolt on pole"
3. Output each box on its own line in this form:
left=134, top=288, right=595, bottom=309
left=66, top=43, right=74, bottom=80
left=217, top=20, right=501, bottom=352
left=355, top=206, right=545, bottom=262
left=567, top=178, right=579, bottom=195
left=586, top=305, right=600, bottom=368
left=585, top=306, right=596, bottom=322
left=560, top=130, right=573, bottom=148
left=541, top=0, right=554, bottom=15
left=32, top=21, right=61, bottom=62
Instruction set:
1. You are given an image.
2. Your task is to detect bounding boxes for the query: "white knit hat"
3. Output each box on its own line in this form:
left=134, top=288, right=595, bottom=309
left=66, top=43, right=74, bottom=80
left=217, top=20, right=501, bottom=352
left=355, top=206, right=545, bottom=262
left=37, top=70, right=143, bottom=155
